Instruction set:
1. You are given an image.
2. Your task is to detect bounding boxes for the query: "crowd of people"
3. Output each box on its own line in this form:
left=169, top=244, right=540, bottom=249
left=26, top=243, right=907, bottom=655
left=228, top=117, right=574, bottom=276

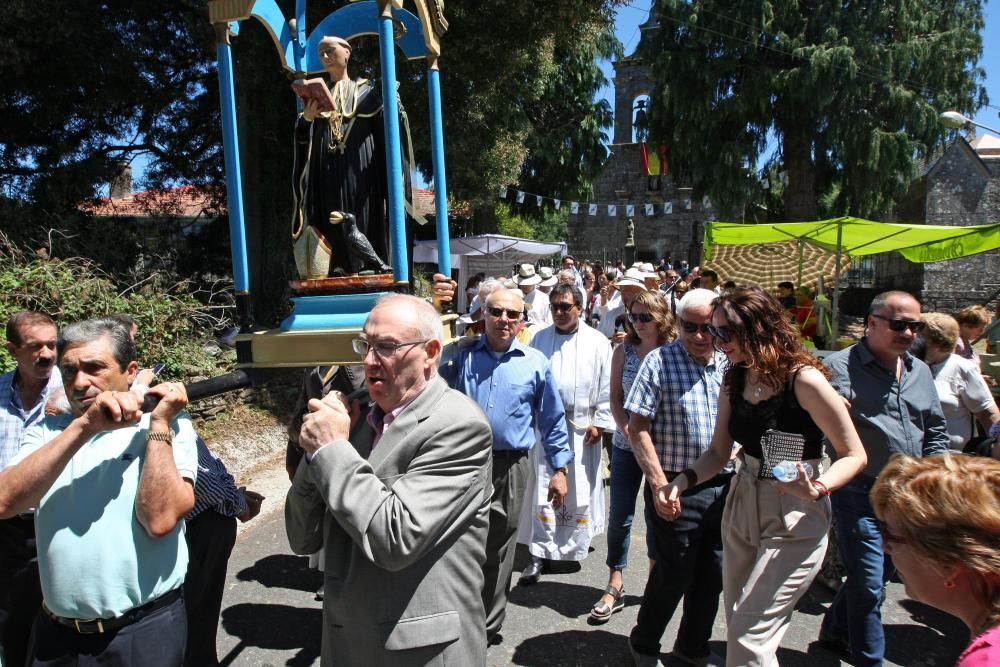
left=2, top=258, right=999, bottom=667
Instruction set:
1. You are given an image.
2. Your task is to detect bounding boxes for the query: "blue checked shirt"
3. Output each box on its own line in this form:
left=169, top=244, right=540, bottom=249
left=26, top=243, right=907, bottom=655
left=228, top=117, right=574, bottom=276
left=624, top=340, right=725, bottom=472
left=0, top=369, right=63, bottom=469
left=439, top=336, right=573, bottom=470
left=187, top=436, right=247, bottom=520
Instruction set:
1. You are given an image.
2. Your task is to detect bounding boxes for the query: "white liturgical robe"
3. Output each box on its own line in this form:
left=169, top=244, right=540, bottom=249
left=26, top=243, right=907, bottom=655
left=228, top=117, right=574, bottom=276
left=518, top=321, right=612, bottom=560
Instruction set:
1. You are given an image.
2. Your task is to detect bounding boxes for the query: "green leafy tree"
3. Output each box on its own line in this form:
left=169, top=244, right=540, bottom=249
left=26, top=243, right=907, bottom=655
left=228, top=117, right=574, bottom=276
left=643, top=0, right=987, bottom=220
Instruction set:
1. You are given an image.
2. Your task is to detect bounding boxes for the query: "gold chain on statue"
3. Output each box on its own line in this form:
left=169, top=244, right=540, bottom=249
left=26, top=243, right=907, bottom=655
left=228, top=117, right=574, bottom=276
left=325, top=80, right=361, bottom=154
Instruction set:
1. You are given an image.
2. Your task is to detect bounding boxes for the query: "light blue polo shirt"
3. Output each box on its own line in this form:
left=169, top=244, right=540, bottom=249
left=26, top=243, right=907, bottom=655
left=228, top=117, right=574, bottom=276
left=15, top=412, right=198, bottom=619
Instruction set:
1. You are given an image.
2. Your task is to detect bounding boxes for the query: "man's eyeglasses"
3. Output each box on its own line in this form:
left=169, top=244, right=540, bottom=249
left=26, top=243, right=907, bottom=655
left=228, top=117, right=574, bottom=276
left=871, top=314, right=925, bottom=333
left=628, top=312, right=654, bottom=324
left=352, top=338, right=427, bottom=358
left=679, top=319, right=712, bottom=335
left=486, top=306, right=522, bottom=320
left=875, top=519, right=908, bottom=546
left=549, top=302, right=578, bottom=313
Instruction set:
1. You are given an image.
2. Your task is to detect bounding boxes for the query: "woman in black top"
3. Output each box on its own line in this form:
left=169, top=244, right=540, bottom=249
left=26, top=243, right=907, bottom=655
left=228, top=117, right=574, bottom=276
left=660, top=286, right=866, bottom=666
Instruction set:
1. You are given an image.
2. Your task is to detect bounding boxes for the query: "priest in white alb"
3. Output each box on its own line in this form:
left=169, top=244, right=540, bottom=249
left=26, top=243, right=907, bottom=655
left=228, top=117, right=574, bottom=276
left=517, top=283, right=612, bottom=583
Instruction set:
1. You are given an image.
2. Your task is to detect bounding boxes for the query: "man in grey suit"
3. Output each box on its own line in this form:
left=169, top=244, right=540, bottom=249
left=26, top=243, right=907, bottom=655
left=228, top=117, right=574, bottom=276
left=285, top=294, right=493, bottom=666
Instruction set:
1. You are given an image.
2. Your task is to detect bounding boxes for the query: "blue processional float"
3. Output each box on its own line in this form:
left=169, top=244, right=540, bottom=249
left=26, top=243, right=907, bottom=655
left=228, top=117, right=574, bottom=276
left=212, top=0, right=453, bottom=364
left=158, top=0, right=454, bottom=406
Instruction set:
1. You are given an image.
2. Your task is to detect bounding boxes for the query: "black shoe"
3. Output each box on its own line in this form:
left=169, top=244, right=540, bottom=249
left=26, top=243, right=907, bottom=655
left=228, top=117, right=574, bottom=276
left=518, top=556, right=543, bottom=585
left=487, top=631, right=503, bottom=646
left=816, top=632, right=853, bottom=662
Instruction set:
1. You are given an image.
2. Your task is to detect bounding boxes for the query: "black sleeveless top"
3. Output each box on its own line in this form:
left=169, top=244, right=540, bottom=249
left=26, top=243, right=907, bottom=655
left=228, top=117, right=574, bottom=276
left=728, top=369, right=825, bottom=459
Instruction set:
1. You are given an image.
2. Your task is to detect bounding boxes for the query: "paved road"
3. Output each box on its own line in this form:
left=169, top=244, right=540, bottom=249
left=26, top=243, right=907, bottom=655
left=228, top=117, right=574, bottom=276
left=217, top=486, right=968, bottom=666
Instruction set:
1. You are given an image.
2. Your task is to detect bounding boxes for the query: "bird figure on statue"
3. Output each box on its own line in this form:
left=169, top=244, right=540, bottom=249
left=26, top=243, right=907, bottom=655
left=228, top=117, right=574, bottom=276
left=330, top=211, right=391, bottom=274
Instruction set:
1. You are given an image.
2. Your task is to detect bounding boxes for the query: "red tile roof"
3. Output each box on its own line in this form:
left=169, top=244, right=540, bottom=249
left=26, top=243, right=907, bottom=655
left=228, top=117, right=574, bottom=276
left=80, top=184, right=222, bottom=218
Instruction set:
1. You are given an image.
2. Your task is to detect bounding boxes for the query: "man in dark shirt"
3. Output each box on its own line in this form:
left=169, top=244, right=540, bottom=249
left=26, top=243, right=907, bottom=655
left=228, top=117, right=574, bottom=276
left=818, top=291, right=948, bottom=666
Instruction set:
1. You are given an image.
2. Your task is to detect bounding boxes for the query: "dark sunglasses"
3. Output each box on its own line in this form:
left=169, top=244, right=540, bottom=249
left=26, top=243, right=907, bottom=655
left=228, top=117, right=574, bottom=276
left=707, top=324, right=734, bottom=342
left=871, top=314, right=925, bottom=333
left=679, top=319, right=712, bottom=335
left=487, top=306, right=522, bottom=320
left=549, top=302, right=578, bottom=313
left=875, top=519, right=908, bottom=545
left=628, top=312, right=654, bottom=324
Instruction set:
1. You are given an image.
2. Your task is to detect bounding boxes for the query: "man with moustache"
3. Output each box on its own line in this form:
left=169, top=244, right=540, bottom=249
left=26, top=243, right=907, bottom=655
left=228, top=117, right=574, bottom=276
left=439, top=288, right=573, bottom=645
left=285, top=294, right=493, bottom=665
left=0, top=311, right=61, bottom=667
left=0, top=318, right=196, bottom=665
left=517, top=284, right=612, bottom=584
left=818, top=291, right=949, bottom=666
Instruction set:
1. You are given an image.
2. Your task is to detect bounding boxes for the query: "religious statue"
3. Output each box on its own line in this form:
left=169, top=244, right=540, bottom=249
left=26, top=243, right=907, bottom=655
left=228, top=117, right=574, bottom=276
left=291, top=35, right=392, bottom=279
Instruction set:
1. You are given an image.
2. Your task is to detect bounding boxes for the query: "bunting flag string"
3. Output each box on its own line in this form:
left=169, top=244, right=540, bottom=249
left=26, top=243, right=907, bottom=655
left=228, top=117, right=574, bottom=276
left=496, top=184, right=703, bottom=219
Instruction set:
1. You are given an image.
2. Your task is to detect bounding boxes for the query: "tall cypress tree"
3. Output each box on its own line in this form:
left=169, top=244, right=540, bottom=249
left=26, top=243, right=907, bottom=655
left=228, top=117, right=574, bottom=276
left=643, top=0, right=987, bottom=220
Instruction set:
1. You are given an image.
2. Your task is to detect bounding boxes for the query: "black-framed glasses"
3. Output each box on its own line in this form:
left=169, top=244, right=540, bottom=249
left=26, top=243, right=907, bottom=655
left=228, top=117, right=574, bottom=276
left=871, top=314, right=925, bottom=333
left=549, top=302, right=578, bottom=313
left=707, top=324, right=734, bottom=342
left=628, top=312, right=654, bottom=324
left=875, top=519, right=908, bottom=546
left=679, top=319, right=712, bottom=335
left=486, top=306, right=522, bottom=320
left=352, top=338, right=427, bottom=358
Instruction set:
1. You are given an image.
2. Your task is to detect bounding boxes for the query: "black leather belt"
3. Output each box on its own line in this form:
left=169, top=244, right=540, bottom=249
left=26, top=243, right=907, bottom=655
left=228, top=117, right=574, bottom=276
left=43, top=587, right=182, bottom=634
left=492, top=449, right=529, bottom=459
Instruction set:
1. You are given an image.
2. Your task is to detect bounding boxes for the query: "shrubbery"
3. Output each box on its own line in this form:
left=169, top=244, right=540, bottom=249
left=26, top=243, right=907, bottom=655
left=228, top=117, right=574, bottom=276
left=0, top=233, right=233, bottom=378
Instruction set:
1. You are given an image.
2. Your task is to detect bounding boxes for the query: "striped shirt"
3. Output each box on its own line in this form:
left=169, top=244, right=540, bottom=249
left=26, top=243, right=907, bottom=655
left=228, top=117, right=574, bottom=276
left=0, top=369, right=62, bottom=469
left=624, top=340, right=725, bottom=472
left=187, top=436, right=246, bottom=520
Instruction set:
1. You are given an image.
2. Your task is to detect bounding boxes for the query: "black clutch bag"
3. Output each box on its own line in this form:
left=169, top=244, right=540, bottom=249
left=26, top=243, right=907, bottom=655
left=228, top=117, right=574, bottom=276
left=758, top=428, right=806, bottom=480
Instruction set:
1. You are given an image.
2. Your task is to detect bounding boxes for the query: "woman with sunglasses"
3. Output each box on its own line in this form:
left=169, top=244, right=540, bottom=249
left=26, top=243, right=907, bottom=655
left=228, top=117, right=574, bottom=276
left=660, top=286, right=866, bottom=665
left=871, top=454, right=1000, bottom=666
left=589, top=291, right=674, bottom=623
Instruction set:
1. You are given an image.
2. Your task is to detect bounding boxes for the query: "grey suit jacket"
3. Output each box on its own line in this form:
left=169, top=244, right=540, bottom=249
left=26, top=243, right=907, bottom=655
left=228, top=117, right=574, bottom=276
left=285, top=376, right=493, bottom=666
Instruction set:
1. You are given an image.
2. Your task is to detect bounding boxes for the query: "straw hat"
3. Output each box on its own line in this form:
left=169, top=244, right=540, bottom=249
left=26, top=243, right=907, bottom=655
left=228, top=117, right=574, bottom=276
left=615, top=267, right=649, bottom=290
left=538, top=266, right=557, bottom=287
left=513, top=263, right=542, bottom=286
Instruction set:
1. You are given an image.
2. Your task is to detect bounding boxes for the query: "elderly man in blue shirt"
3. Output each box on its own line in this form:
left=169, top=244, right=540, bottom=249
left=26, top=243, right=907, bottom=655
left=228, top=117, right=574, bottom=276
left=440, top=287, right=573, bottom=646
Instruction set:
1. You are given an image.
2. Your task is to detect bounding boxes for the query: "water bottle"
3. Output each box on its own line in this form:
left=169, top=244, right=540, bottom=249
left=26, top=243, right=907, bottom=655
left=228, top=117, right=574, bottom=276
left=772, top=461, right=813, bottom=482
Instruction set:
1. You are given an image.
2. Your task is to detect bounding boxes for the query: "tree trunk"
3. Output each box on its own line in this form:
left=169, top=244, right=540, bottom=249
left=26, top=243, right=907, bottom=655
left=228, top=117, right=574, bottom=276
left=781, top=128, right=818, bottom=221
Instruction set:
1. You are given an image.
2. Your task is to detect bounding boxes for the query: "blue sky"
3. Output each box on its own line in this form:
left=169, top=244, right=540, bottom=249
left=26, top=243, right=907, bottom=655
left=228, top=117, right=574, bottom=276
left=600, top=0, right=1000, bottom=140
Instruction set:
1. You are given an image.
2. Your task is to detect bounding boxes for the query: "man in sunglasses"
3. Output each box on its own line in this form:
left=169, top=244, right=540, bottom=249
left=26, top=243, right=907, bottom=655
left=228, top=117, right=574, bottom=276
left=287, top=294, right=493, bottom=665
left=624, top=289, right=731, bottom=666
left=517, top=284, right=612, bottom=585
left=818, top=290, right=949, bottom=666
left=439, top=288, right=572, bottom=646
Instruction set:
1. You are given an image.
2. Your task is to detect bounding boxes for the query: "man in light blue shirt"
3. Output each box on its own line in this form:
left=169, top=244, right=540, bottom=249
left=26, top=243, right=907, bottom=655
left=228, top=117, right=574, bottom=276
left=0, top=318, right=196, bottom=666
left=440, top=287, right=572, bottom=644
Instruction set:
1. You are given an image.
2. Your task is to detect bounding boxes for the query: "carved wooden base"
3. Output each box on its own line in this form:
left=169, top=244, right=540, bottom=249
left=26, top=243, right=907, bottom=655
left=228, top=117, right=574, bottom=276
left=289, top=273, right=398, bottom=295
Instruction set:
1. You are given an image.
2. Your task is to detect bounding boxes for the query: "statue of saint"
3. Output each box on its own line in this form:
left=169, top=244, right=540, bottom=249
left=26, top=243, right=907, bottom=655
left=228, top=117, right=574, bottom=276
left=291, top=36, right=392, bottom=278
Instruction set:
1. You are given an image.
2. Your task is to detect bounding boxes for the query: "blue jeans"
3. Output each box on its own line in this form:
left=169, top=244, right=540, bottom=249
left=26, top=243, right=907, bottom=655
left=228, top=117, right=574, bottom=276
left=629, top=474, right=729, bottom=658
left=820, top=481, right=896, bottom=666
left=605, top=446, right=653, bottom=570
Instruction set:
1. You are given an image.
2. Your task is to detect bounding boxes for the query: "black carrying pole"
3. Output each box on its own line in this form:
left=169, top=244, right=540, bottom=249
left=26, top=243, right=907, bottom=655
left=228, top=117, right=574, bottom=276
left=140, top=369, right=263, bottom=413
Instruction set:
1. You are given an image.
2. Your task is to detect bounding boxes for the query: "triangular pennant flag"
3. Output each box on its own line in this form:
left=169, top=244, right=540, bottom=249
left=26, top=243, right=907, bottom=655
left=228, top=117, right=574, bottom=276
left=626, top=204, right=635, bottom=217
left=570, top=202, right=579, bottom=214
left=536, top=195, right=543, bottom=207
left=499, top=186, right=507, bottom=198
left=684, top=199, right=692, bottom=210
left=665, top=201, right=673, bottom=214
left=608, top=204, right=617, bottom=216
left=588, top=203, right=598, bottom=216
left=515, top=190, right=525, bottom=203
left=554, top=199, right=561, bottom=210
left=644, top=203, right=654, bottom=216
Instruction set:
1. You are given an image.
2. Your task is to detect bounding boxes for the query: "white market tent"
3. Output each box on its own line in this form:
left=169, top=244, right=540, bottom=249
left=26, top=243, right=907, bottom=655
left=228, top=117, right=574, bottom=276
left=414, top=234, right=567, bottom=312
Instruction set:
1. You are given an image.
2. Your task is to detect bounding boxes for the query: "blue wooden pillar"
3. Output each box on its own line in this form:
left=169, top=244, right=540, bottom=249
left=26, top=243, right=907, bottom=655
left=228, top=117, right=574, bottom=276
left=427, top=57, right=451, bottom=276
left=377, top=2, right=409, bottom=283
left=214, top=23, right=253, bottom=326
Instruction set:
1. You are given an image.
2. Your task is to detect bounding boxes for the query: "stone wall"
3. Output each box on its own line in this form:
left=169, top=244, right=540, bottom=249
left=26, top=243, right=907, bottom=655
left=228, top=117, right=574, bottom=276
left=567, top=143, right=709, bottom=266
left=187, top=367, right=302, bottom=426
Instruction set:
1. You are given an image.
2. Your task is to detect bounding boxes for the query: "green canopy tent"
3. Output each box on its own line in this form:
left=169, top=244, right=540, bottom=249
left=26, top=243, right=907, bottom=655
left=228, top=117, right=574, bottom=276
left=703, top=216, right=1000, bottom=340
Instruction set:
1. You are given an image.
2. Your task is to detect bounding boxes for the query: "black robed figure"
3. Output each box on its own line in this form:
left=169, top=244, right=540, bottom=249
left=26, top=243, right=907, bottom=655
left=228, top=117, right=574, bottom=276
left=291, top=35, right=392, bottom=279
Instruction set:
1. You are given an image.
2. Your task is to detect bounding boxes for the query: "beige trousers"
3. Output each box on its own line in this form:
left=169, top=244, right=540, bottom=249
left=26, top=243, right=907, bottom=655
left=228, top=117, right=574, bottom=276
left=722, top=454, right=831, bottom=667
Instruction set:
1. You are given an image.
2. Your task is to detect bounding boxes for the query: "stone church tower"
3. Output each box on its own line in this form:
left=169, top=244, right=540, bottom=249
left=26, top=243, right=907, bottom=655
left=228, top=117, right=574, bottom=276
left=567, top=15, right=711, bottom=267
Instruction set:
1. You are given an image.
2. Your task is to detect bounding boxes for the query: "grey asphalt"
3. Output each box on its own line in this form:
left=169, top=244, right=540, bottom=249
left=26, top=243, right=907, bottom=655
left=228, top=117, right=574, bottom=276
left=217, top=486, right=968, bottom=666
